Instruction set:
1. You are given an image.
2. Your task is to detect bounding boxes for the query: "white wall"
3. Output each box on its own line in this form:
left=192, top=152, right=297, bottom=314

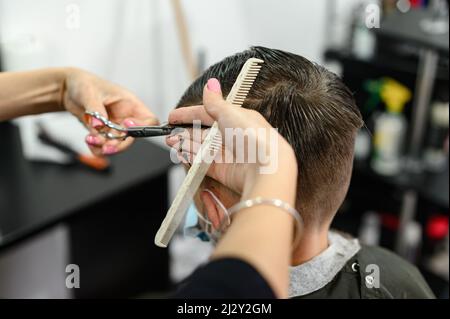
left=0, top=0, right=346, bottom=121
left=0, top=0, right=187, bottom=121
left=183, top=0, right=328, bottom=66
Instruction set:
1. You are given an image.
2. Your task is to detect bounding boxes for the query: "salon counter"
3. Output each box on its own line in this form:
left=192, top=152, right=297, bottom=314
left=0, top=121, right=173, bottom=297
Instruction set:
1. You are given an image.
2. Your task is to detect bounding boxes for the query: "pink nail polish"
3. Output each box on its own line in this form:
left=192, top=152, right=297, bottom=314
left=103, top=145, right=117, bottom=155
left=91, top=117, right=104, bottom=129
left=123, top=119, right=137, bottom=127
left=207, top=78, right=221, bottom=93
left=86, top=135, right=100, bottom=146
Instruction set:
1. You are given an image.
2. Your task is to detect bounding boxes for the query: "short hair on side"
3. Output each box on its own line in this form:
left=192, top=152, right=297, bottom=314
left=177, top=46, right=363, bottom=225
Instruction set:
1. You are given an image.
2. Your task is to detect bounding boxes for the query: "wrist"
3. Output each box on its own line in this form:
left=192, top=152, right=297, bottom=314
left=23, top=67, right=68, bottom=114
left=57, top=67, right=78, bottom=110
left=38, top=67, right=69, bottom=112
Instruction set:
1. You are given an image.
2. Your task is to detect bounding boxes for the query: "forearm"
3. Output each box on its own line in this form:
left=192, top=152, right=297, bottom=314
left=212, top=143, right=298, bottom=298
left=0, top=68, right=67, bottom=121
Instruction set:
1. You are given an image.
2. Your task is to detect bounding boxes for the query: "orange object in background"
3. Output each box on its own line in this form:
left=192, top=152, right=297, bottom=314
left=77, top=154, right=110, bottom=171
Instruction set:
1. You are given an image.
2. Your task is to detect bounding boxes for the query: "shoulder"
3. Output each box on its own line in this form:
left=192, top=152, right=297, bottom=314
left=358, top=245, right=435, bottom=299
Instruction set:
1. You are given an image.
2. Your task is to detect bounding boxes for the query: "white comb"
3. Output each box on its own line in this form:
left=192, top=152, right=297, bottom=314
left=154, top=57, right=264, bottom=248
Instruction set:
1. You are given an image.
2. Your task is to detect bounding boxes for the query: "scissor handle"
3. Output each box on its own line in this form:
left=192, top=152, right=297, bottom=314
left=85, top=111, right=127, bottom=132
left=85, top=111, right=210, bottom=139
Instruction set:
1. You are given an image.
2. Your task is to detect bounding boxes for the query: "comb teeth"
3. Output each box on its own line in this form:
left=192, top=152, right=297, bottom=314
left=211, top=135, right=222, bottom=151
left=209, top=134, right=223, bottom=155
left=227, top=59, right=264, bottom=106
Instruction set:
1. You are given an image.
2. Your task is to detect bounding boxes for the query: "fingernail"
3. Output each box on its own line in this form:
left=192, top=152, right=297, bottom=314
left=103, top=145, right=117, bottom=155
left=166, top=135, right=178, bottom=144
left=91, top=117, right=104, bottom=129
left=207, top=78, right=221, bottom=93
left=86, top=135, right=101, bottom=146
left=123, top=119, right=137, bottom=127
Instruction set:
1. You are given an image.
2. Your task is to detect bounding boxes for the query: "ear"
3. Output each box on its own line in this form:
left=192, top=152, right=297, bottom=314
left=200, top=190, right=223, bottom=230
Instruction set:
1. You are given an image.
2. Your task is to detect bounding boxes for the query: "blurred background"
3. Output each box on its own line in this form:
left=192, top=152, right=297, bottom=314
left=0, top=0, right=448, bottom=298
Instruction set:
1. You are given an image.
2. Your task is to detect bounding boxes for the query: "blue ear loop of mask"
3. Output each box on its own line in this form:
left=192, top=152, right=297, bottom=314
left=183, top=189, right=231, bottom=243
left=183, top=204, right=211, bottom=242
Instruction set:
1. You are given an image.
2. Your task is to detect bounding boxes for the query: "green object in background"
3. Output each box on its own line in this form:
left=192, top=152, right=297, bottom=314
left=363, top=79, right=384, bottom=115
left=363, top=77, right=412, bottom=116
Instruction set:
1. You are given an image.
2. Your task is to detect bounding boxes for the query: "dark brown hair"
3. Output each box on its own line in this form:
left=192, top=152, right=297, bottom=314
left=177, top=46, right=363, bottom=226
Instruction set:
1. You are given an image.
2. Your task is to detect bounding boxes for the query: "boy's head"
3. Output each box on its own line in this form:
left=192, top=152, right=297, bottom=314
left=177, top=46, right=363, bottom=231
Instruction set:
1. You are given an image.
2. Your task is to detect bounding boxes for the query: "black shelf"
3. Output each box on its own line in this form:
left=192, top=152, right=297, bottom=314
left=352, top=160, right=449, bottom=209
left=325, top=48, right=449, bottom=83
left=326, top=8, right=449, bottom=297
left=375, top=9, right=449, bottom=55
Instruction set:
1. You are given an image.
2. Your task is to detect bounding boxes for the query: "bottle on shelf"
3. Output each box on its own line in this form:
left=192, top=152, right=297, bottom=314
left=371, top=78, right=412, bottom=176
left=359, top=211, right=381, bottom=246
left=399, top=221, right=423, bottom=264
left=424, top=101, right=449, bottom=172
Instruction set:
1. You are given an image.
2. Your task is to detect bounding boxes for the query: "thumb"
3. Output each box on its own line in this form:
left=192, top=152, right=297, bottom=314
left=203, top=78, right=229, bottom=120
left=123, top=116, right=159, bottom=128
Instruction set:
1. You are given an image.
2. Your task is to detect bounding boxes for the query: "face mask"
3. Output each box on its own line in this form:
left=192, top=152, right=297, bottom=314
left=183, top=189, right=231, bottom=243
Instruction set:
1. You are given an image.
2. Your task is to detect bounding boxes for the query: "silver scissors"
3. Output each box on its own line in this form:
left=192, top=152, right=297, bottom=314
left=85, top=111, right=182, bottom=140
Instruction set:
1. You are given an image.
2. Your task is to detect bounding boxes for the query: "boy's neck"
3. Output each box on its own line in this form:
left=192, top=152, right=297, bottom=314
left=291, top=228, right=329, bottom=266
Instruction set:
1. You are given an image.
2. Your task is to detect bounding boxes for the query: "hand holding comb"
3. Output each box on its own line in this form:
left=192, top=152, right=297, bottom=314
left=155, top=57, right=264, bottom=248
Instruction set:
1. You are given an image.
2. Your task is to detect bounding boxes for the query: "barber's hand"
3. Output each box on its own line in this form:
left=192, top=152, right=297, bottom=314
left=62, top=68, right=158, bottom=156
left=167, top=78, right=295, bottom=194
